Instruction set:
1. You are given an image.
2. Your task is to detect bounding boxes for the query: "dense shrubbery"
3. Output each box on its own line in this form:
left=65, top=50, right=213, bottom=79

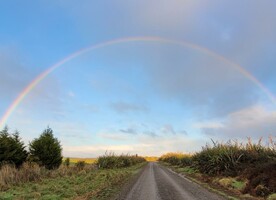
left=29, top=127, right=63, bottom=170
left=97, top=153, right=146, bottom=169
left=192, top=138, right=276, bottom=176
left=159, top=138, right=276, bottom=197
left=0, top=127, right=28, bottom=167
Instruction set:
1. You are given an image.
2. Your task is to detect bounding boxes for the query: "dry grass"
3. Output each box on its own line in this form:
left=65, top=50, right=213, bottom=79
left=0, top=162, right=96, bottom=191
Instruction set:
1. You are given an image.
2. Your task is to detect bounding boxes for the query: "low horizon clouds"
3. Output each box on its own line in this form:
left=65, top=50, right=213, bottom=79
left=198, top=105, right=276, bottom=139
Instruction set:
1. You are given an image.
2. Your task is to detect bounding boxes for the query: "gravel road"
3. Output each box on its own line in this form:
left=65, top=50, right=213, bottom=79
left=116, top=162, right=226, bottom=200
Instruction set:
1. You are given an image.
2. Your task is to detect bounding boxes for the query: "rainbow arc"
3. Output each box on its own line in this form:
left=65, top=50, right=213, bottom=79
left=0, top=36, right=275, bottom=128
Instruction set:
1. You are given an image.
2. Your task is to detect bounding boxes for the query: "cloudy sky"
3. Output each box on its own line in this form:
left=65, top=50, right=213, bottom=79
left=0, top=1, right=275, bottom=157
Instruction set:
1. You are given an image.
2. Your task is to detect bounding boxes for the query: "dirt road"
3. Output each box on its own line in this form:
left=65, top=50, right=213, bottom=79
left=116, top=162, right=225, bottom=200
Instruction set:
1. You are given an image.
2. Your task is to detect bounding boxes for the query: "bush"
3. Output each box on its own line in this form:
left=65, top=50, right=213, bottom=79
left=75, top=161, right=86, bottom=170
left=64, top=158, right=70, bottom=167
left=97, top=153, right=146, bottom=169
left=0, top=127, right=28, bottom=167
left=29, top=127, right=62, bottom=170
left=192, top=139, right=276, bottom=176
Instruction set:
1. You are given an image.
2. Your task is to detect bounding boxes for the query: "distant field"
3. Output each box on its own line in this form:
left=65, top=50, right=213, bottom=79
left=143, top=156, right=159, bottom=162
left=64, top=157, right=97, bottom=164
left=64, top=156, right=159, bottom=163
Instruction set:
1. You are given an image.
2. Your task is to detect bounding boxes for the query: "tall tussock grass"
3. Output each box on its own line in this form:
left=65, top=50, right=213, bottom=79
left=159, top=137, right=275, bottom=176
left=193, top=137, right=276, bottom=176
left=97, top=153, right=146, bottom=169
left=159, top=137, right=276, bottom=197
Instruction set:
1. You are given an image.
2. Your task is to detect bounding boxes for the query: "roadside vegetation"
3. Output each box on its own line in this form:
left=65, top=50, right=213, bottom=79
left=0, top=163, right=145, bottom=200
left=0, top=126, right=146, bottom=199
left=97, top=153, right=146, bottom=169
left=159, top=138, right=276, bottom=199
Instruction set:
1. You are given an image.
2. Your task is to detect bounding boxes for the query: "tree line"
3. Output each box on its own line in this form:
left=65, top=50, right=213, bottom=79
left=0, top=126, right=62, bottom=170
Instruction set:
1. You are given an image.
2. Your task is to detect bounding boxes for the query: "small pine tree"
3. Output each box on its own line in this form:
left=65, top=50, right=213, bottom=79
left=29, top=127, right=63, bottom=170
left=0, top=126, right=28, bottom=167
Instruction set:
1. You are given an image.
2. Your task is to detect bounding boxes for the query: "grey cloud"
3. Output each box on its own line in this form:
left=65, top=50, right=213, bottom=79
left=110, top=102, right=148, bottom=114
left=143, top=131, right=157, bottom=137
left=145, top=46, right=259, bottom=117
left=120, top=128, right=137, bottom=135
left=201, top=105, right=276, bottom=139
left=179, top=130, right=188, bottom=135
left=54, top=0, right=275, bottom=119
left=161, top=124, right=176, bottom=135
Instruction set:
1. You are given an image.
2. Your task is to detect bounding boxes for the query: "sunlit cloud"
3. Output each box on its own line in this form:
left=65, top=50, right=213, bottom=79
left=200, top=105, right=276, bottom=139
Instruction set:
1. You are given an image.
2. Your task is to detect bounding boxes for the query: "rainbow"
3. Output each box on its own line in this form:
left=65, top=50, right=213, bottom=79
left=0, top=36, right=275, bottom=128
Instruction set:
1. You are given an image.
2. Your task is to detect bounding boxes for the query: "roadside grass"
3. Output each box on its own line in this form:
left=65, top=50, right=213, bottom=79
left=159, top=137, right=276, bottom=199
left=0, top=162, right=146, bottom=200
left=267, top=193, right=276, bottom=200
left=0, top=162, right=96, bottom=191
left=176, top=166, right=197, bottom=174
left=161, top=162, right=251, bottom=200
left=232, top=180, right=246, bottom=191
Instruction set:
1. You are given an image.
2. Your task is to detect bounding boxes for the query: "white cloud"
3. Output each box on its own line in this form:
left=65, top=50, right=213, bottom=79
left=63, top=135, right=205, bottom=157
left=201, top=105, right=276, bottom=139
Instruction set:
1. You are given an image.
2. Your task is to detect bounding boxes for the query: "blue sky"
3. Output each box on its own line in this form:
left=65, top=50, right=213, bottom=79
left=0, top=1, right=275, bottom=157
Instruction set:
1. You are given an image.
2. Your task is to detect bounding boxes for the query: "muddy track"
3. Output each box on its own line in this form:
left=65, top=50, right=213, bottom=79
left=115, top=162, right=226, bottom=200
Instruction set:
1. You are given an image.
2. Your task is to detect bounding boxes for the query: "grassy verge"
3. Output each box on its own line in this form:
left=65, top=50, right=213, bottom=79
left=158, top=138, right=276, bottom=199
left=160, top=162, right=263, bottom=200
left=0, top=162, right=146, bottom=200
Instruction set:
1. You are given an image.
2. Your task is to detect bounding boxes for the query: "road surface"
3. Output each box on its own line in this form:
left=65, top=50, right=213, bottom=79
left=116, top=162, right=225, bottom=200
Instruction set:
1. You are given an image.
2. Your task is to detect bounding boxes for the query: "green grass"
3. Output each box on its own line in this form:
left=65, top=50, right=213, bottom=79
left=268, top=193, right=276, bottom=200
left=175, top=166, right=197, bottom=174
left=0, top=163, right=146, bottom=200
left=231, top=179, right=246, bottom=190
